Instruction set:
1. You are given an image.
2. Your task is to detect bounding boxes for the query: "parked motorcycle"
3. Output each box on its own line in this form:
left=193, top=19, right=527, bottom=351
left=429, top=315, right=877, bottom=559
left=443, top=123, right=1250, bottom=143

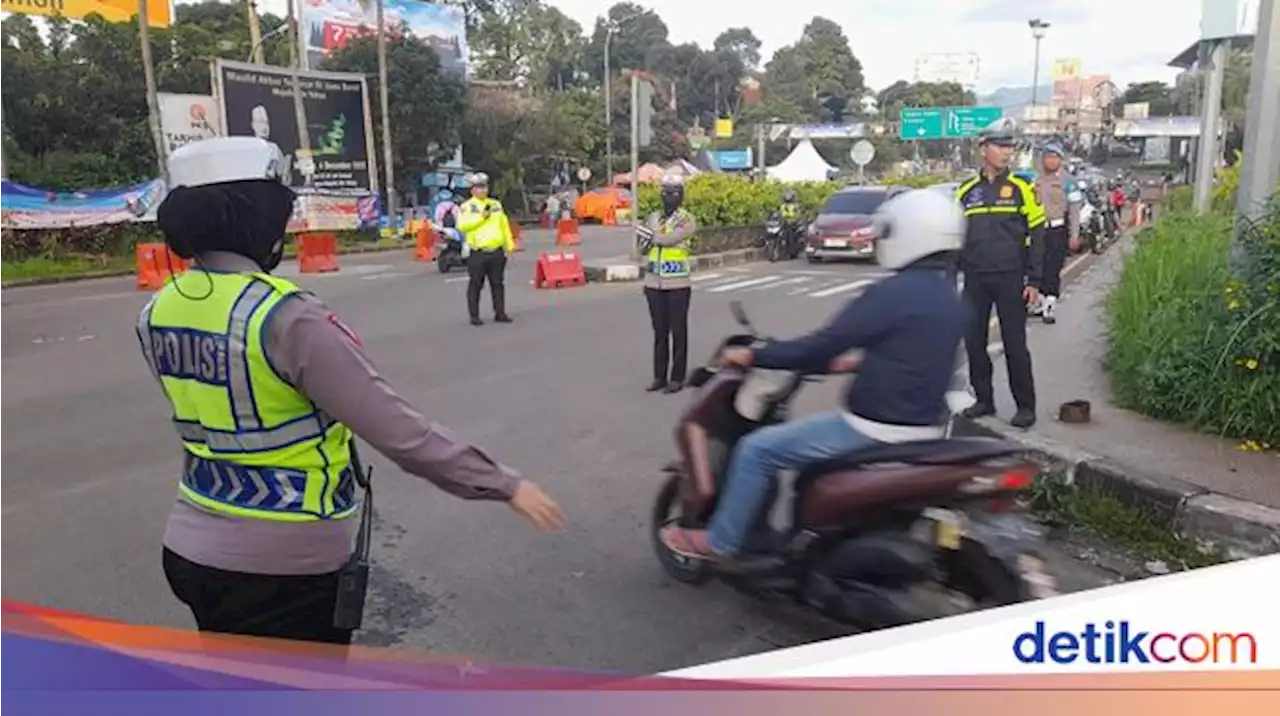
left=650, top=301, right=1057, bottom=631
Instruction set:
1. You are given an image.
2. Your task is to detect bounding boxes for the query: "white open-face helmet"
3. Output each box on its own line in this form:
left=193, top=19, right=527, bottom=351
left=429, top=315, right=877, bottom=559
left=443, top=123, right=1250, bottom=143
left=167, top=136, right=286, bottom=189
left=873, top=189, right=966, bottom=270
left=469, top=172, right=490, bottom=187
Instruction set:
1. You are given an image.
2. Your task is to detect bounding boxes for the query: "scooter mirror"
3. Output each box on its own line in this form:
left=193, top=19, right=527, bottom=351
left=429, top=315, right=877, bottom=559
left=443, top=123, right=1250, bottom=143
left=729, top=300, right=753, bottom=332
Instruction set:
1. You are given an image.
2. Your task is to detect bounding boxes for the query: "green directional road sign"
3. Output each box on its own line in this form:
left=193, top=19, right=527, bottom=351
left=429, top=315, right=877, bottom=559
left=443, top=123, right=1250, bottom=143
left=899, top=108, right=945, bottom=140
left=898, top=106, right=1003, bottom=140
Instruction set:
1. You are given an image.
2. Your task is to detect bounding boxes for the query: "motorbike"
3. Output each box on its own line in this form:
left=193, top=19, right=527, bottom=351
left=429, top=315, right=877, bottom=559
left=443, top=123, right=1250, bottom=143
left=650, top=301, right=1057, bottom=631
left=435, top=226, right=468, bottom=273
left=764, top=212, right=788, bottom=263
left=1078, top=188, right=1112, bottom=254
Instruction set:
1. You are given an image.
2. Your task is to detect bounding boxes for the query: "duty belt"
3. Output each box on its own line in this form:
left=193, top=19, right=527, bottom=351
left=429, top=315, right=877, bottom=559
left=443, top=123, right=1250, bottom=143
left=182, top=453, right=358, bottom=515
left=1048, top=218, right=1066, bottom=228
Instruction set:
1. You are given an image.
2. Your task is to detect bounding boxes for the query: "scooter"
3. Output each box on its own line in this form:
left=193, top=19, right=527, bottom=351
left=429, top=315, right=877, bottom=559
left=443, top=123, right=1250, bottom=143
left=764, top=212, right=787, bottom=263
left=650, top=301, right=1057, bottom=631
left=435, top=226, right=468, bottom=273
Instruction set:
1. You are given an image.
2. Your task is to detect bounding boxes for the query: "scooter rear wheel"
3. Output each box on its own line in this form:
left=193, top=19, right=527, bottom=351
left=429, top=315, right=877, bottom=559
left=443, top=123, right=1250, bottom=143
left=651, top=474, right=714, bottom=585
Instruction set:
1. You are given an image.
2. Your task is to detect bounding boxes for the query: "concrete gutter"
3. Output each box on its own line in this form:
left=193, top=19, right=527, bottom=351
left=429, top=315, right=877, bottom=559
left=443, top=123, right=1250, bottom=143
left=952, top=416, right=1280, bottom=559
left=584, top=247, right=765, bottom=283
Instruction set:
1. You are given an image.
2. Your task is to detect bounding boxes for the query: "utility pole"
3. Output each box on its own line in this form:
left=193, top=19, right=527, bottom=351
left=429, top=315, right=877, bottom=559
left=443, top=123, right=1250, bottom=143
left=604, top=30, right=614, bottom=183
left=285, top=0, right=314, bottom=189
left=247, top=1, right=265, bottom=64
left=138, top=0, right=168, bottom=182
left=377, top=0, right=397, bottom=225
left=1193, top=39, right=1227, bottom=213
left=629, top=71, right=641, bottom=258
left=1234, top=0, right=1280, bottom=265
left=1029, top=19, right=1050, bottom=109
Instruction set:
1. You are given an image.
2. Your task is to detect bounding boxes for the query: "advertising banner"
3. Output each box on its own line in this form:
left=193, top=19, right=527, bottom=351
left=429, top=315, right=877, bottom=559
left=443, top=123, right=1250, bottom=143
left=0, top=178, right=164, bottom=230
left=158, top=93, right=221, bottom=155
left=0, top=0, right=171, bottom=27
left=299, top=0, right=468, bottom=77
left=213, top=59, right=375, bottom=195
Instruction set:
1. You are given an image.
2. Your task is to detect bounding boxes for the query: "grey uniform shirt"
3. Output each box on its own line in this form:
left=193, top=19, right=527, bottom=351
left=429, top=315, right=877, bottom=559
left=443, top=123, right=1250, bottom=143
left=160, top=251, right=520, bottom=576
left=1034, top=171, right=1081, bottom=238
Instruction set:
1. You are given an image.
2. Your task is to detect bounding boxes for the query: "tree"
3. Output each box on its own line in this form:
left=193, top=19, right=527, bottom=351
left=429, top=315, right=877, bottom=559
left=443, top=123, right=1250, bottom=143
left=322, top=33, right=467, bottom=200
left=713, top=27, right=762, bottom=70
left=876, top=80, right=975, bottom=120
left=582, top=2, right=670, bottom=83
left=794, top=17, right=865, bottom=118
left=1114, top=81, right=1177, bottom=116
left=470, top=0, right=587, bottom=90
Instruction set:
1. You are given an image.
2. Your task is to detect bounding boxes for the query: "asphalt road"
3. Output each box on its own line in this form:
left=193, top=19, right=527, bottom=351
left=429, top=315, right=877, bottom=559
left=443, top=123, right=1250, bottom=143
left=2, top=248, right=1119, bottom=674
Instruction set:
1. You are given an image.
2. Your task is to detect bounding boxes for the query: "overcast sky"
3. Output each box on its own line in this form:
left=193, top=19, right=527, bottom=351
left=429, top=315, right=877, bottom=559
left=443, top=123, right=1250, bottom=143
left=7, top=0, right=1203, bottom=92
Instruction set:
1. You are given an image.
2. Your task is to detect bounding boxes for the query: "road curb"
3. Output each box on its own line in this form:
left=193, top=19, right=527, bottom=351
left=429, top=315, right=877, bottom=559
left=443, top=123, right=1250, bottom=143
left=1, top=242, right=415, bottom=289
left=953, top=414, right=1280, bottom=559
left=584, top=247, right=765, bottom=283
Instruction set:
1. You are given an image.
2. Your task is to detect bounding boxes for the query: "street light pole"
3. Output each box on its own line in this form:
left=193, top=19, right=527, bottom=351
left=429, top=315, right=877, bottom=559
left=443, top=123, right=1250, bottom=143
left=604, top=30, right=614, bottom=183
left=1028, top=19, right=1050, bottom=112
left=376, top=0, right=397, bottom=224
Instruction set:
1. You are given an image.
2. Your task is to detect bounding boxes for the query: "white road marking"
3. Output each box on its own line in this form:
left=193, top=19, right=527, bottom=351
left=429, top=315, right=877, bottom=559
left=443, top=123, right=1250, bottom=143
left=809, top=279, right=873, bottom=298
left=690, top=272, right=724, bottom=283
left=706, top=275, right=783, bottom=292
left=747, top=276, right=812, bottom=291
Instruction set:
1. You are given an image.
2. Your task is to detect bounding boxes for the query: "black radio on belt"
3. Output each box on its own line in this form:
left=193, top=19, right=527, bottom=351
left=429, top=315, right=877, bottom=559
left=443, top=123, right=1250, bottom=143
left=333, top=444, right=373, bottom=631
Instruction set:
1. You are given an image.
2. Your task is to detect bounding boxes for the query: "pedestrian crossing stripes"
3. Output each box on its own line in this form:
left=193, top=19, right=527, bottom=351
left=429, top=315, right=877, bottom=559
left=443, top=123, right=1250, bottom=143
left=691, top=269, right=889, bottom=300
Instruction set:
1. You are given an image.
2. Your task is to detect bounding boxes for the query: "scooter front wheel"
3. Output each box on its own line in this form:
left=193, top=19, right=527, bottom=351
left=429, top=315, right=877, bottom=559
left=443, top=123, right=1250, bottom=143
left=651, top=474, right=714, bottom=585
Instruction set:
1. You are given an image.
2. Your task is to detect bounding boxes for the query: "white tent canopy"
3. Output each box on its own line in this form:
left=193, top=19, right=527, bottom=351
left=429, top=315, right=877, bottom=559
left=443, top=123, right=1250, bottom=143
left=766, top=140, right=838, bottom=182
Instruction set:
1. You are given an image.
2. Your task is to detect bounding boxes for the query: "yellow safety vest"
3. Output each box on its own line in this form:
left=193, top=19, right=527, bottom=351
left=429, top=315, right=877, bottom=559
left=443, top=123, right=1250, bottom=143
left=457, top=197, right=514, bottom=252
left=646, top=208, right=695, bottom=279
left=137, top=270, right=357, bottom=522
left=780, top=202, right=799, bottom=220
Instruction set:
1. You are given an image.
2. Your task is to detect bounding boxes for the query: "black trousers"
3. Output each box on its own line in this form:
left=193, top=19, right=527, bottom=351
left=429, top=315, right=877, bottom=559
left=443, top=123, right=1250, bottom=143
left=162, top=547, right=353, bottom=645
left=466, top=249, right=507, bottom=319
left=1041, top=225, right=1070, bottom=298
left=963, top=271, right=1036, bottom=412
left=644, top=286, right=691, bottom=384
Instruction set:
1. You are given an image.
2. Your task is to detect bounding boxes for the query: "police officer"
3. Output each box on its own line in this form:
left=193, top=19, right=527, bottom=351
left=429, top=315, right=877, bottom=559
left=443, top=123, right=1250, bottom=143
left=140, top=138, right=564, bottom=645
left=955, top=119, right=1046, bottom=429
left=638, top=175, right=698, bottom=393
left=1033, top=143, right=1082, bottom=325
left=457, top=172, right=516, bottom=326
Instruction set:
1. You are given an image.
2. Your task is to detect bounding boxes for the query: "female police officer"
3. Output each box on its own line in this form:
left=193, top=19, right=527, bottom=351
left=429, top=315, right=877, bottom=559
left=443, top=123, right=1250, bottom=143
left=139, top=137, right=564, bottom=645
left=638, top=175, right=698, bottom=394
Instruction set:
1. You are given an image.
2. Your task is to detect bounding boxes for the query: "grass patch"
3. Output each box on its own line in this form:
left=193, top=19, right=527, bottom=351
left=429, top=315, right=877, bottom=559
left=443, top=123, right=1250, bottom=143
left=1, top=254, right=135, bottom=282
left=1026, top=474, right=1225, bottom=570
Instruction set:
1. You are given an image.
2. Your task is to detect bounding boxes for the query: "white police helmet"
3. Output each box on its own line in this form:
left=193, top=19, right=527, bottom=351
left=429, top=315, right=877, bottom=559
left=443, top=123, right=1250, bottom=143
left=167, top=136, right=286, bottom=189
left=469, top=172, right=490, bottom=187
left=873, top=189, right=966, bottom=270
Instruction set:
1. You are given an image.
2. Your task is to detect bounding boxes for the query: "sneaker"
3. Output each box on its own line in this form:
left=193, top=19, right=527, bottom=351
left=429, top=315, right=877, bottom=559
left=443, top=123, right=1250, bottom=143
left=494, top=314, right=513, bottom=323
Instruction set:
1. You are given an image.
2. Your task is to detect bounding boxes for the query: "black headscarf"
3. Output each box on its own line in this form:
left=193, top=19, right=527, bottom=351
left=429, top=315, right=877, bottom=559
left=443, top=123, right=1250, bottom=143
left=157, top=180, right=296, bottom=271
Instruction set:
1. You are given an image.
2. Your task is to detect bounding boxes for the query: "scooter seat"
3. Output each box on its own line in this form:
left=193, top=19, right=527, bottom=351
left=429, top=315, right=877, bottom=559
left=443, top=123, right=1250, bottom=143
left=813, top=437, right=1021, bottom=471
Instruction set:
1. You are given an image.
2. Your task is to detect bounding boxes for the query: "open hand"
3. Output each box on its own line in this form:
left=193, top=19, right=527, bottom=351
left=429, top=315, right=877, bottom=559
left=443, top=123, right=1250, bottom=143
left=720, top=347, right=754, bottom=367
left=508, top=480, right=566, bottom=533
left=1023, top=285, right=1041, bottom=304
left=1069, top=235, right=1081, bottom=252
left=829, top=354, right=861, bottom=373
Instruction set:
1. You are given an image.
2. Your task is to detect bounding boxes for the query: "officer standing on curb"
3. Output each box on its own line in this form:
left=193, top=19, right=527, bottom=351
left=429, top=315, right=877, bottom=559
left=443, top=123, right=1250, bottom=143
left=457, top=172, right=516, bottom=326
left=1033, top=142, right=1082, bottom=325
left=954, top=118, right=1046, bottom=429
left=139, top=138, right=564, bottom=645
left=638, top=175, right=698, bottom=394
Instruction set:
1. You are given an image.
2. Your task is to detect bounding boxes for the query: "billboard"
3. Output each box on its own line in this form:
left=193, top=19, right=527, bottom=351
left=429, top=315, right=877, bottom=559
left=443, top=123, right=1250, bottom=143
left=0, top=178, right=164, bottom=230
left=0, top=0, right=171, bottom=26
left=213, top=59, right=376, bottom=195
left=1051, top=58, right=1082, bottom=81
left=299, top=0, right=468, bottom=77
left=158, top=93, right=221, bottom=155
left=913, top=52, right=980, bottom=88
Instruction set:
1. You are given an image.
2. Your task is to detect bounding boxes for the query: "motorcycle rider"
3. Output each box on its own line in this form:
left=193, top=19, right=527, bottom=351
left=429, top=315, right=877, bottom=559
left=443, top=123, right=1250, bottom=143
left=778, top=189, right=802, bottom=254
left=140, top=137, right=564, bottom=644
left=659, top=189, right=967, bottom=562
left=1032, top=143, right=1081, bottom=325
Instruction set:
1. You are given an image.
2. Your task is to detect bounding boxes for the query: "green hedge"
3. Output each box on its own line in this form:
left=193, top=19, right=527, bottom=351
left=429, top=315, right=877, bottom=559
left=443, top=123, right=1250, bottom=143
left=636, top=174, right=841, bottom=228
left=1105, top=190, right=1280, bottom=447
left=1, top=224, right=381, bottom=263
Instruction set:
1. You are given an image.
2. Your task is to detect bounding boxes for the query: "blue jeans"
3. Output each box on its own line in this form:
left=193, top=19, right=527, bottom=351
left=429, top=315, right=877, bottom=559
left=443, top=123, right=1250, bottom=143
left=707, top=411, right=882, bottom=556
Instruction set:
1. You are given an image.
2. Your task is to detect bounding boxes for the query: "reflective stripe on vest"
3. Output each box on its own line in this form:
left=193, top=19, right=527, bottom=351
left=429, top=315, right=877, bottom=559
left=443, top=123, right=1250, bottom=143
left=138, top=270, right=356, bottom=522
left=460, top=198, right=507, bottom=250
left=645, top=210, right=694, bottom=278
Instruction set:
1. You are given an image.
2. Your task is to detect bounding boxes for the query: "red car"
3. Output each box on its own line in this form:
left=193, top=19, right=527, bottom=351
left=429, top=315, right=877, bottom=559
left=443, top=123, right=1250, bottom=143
left=805, top=185, right=908, bottom=264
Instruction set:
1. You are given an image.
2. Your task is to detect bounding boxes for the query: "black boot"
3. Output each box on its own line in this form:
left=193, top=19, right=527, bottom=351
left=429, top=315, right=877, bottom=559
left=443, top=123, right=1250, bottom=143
left=646, top=379, right=666, bottom=392
left=663, top=380, right=684, bottom=394
left=961, top=402, right=996, bottom=419
left=470, top=317, right=484, bottom=326
left=494, top=314, right=513, bottom=323
left=1010, top=408, right=1037, bottom=429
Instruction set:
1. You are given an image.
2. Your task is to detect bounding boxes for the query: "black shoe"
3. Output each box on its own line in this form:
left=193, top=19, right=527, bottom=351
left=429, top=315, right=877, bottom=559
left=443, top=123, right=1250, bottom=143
left=646, top=379, right=667, bottom=392
left=470, top=317, right=484, bottom=326
left=494, top=314, right=513, bottom=323
left=1010, top=409, right=1037, bottom=429
left=961, top=402, right=996, bottom=419
left=663, top=381, right=684, bottom=394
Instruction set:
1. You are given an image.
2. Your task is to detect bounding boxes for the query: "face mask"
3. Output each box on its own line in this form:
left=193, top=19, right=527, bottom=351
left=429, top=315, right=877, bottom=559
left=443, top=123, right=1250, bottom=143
left=661, top=193, right=681, bottom=213
left=259, top=237, right=285, bottom=272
